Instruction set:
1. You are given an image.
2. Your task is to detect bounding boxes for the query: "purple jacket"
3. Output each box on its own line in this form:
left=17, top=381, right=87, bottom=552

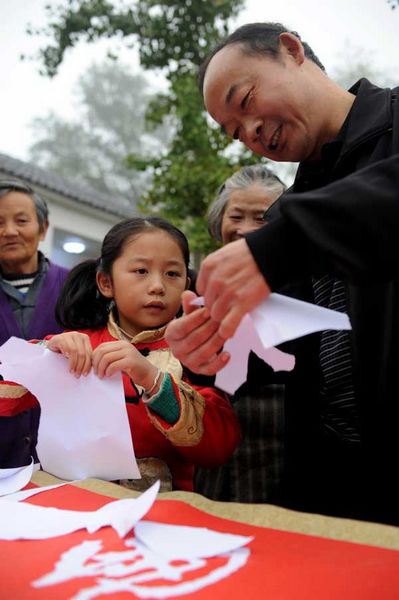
left=0, top=261, right=69, bottom=345
left=0, top=261, right=68, bottom=468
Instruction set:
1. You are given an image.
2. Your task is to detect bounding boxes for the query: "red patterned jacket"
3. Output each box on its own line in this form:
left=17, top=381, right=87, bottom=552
left=0, top=320, right=240, bottom=491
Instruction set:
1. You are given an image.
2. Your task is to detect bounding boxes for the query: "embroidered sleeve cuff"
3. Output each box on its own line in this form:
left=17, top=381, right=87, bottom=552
left=144, top=373, right=180, bottom=424
left=146, top=378, right=205, bottom=447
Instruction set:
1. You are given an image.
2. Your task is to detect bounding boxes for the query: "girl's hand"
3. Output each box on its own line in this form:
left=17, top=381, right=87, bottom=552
left=46, top=332, right=93, bottom=377
left=92, top=341, right=157, bottom=389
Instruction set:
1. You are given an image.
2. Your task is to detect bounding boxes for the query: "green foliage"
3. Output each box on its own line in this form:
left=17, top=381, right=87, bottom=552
left=33, top=1, right=274, bottom=257
left=129, top=67, right=260, bottom=257
left=35, top=1, right=243, bottom=77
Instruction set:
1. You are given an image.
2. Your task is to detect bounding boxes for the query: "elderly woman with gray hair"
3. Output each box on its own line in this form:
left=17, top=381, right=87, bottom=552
left=195, top=164, right=287, bottom=503
left=208, top=164, right=285, bottom=245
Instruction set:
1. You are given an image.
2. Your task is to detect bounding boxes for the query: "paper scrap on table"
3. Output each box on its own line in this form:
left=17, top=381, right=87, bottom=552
left=3, top=481, right=71, bottom=502
left=0, top=337, right=140, bottom=481
left=135, top=521, right=253, bottom=559
left=192, top=293, right=351, bottom=394
left=0, top=480, right=160, bottom=540
left=0, top=459, right=35, bottom=496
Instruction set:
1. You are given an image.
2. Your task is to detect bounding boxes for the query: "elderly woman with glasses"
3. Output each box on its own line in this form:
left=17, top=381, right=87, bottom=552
left=194, top=164, right=288, bottom=503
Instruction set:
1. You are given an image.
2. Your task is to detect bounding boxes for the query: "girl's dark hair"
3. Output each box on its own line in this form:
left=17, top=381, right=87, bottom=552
left=56, top=217, right=190, bottom=330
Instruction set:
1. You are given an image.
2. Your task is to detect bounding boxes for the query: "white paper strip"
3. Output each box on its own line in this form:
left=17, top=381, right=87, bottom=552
left=0, top=459, right=34, bottom=496
left=2, top=482, right=71, bottom=502
left=0, top=337, right=140, bottom=481
left=134, top=521, right=253, bottom=559
left=0, top=480, right=160, bottom=540
left=251, top=293, right=351, bottom=348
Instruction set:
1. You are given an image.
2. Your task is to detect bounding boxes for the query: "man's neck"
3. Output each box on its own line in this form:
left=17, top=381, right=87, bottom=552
left=316, top=87, right=356, bottom=157
left=0, top=253, right=40, bottom=276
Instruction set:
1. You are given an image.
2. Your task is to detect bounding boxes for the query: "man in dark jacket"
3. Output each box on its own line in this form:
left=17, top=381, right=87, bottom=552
left=166, top=23, right=399, bottom=524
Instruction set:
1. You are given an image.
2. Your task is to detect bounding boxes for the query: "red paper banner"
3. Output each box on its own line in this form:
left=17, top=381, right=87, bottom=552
left=1, top=484, right=398, bottom=599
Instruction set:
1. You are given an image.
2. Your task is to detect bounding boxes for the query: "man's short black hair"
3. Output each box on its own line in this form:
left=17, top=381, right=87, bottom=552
left=198, top=22, right=325, bottom=94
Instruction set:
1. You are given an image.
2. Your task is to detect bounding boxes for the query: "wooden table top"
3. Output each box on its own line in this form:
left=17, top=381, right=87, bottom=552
left=32, top=471, right=399, bottom=551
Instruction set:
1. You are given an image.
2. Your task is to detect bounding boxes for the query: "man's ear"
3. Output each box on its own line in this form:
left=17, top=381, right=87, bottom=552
left=96, top=271, right=114, bottom=299
left=279, top=32, right=305, bottom=65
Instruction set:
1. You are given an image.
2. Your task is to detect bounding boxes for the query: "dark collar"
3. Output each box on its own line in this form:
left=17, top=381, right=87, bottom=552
left=293, top=78, right=393, bottom=190
left=336, top=78, right=393, bottom=159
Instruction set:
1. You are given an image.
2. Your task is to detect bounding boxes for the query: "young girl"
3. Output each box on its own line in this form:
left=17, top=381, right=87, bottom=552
left=1, top=217, right=240, bottom=491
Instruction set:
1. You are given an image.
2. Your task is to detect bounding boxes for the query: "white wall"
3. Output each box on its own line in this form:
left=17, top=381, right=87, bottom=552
left=39, top=194, right=121, bottom=262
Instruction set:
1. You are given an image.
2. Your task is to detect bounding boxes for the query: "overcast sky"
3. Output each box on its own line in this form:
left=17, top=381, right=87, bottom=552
left=0, top=0, right=397, bottom=161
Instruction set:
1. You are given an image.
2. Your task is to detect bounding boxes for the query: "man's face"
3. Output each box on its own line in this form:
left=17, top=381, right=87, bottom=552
left=0, top=192, right=46, bottom=273
left=203, top=43, right=321, bottom=162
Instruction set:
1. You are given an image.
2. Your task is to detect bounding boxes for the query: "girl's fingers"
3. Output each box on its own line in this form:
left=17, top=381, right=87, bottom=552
left=94, top=347, right=129, bottom=378
left=67, top=335, right=92, bottom=377
left=76, top=336, right=93, bottom=376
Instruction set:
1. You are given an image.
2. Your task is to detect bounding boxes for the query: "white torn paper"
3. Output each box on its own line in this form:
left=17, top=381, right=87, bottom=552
left=0, top=459, right=35, bottom=496
left=3, top=481, right=70, bottom=502
left=192, top=293, right=351, bottom=394
left=0, top=337, right=140, bottom=481
left=219, top=314, right=295, bottom=394
left=0, top=480, right=160, bottom=540
left=134, top=521, right=253, bottom=559
left=250, top=293, right=351, bottom=348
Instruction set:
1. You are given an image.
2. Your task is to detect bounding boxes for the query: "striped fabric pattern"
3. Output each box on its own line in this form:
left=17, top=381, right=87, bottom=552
left=2, top=273, right=36, bottom=295
left=312, top=275, right=360, bottom=442
left=195, top=383, right=285, bottom=503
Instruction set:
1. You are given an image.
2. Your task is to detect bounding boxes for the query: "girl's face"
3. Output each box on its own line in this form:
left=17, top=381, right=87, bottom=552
left=97, top=229, right=188, bottom=337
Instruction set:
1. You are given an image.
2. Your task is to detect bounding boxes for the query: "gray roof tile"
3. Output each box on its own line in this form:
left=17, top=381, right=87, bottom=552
left=0, top=152, right=137, bottom=218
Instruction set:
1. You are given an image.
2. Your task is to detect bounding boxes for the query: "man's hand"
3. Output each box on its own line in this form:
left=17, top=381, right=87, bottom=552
left=196, top=239, right=271, bottom=338
left=166, top=242, right=271, bottom=376
left=166, top=290, right=230, bottom=375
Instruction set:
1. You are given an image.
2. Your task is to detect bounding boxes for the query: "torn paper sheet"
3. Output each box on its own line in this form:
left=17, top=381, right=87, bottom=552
left=0, top=337, right=140, bottom=481
left=3, top=481, right=70, bottom=502
left=0, top=459, right=35, bottom=496
left=134, top=521, right=253, bottom=559
left=192, top=293, right=351, bottom=394
left=219, top=314, right=295, bottom=394
left=0, top=480, right=160, bottom=540
left=250, top=293, right=351, bottom=348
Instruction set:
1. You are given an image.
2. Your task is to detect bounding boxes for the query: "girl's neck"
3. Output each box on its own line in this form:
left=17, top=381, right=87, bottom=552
left=117, top=322, right=140, bottom=340
left=111, top=311, right=140, bottom=340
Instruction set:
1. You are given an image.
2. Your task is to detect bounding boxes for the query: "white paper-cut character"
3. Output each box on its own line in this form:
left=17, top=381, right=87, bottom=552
left=33, top=536, right=250, bottom=599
